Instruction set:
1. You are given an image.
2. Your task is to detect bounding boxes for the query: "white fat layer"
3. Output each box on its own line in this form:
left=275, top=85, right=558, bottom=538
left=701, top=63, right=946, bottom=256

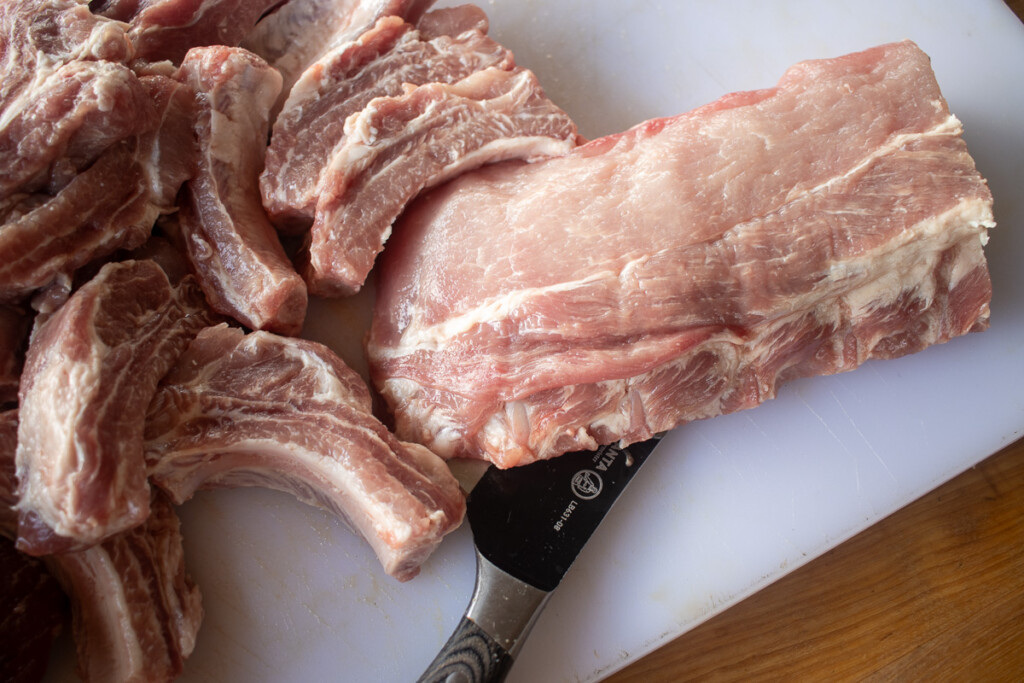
left=839, top=199, right=993, bottom=320
left=380, top=196, right=994, bottom=463
left=88, top=547, right=145, bottom=681
left=381, top=191, right=992, bottom=363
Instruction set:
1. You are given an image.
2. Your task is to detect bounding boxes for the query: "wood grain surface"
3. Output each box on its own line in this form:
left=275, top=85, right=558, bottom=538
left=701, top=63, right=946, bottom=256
left=606, top=4, right=1024, bottom=680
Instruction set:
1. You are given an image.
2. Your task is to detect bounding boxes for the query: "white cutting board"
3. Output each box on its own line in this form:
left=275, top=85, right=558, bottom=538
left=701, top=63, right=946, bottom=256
left=43, top=1, right=1024, bottom=681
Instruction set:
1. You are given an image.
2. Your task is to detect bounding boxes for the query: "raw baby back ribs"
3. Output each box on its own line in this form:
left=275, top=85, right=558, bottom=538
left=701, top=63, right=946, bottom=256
left=15, top=260, right=215, bottom=554
left=366, top=40, right=996, bottom=469
left=144, top=324, right=466, bottom=581
left=176, top=45, right=309, bottom=335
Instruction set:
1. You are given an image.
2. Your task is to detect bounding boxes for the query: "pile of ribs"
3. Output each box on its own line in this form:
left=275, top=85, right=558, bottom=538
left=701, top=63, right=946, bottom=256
left=0, top=0, right=995, bottom=681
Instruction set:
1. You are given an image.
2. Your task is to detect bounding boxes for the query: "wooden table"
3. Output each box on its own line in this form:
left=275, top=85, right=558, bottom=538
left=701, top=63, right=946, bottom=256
left=607, top=3, right=1024, bottom=680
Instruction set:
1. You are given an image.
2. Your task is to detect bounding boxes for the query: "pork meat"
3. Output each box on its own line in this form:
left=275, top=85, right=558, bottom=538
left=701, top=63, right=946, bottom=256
left=15, top=260, right=216, bottom=554
left=3, top=408, right=201, bottom=683
left=144, top=323, right=465, bottom=581
left=176, top=46, right=308, bottom=335
left=242, top=0, right=435, bottom=108
left=302, top=65, right=579, bottom=296
left=43, top=491, right=202, bottom=683
left=123, top=0, right=283, bottom=64
left=0, top=74, right=197, bottom=303
left=0, top=60, right=158, bottom=198
left=0, top=0, right=138, bottom=199
left=260, top=9, right=512, bottom=231
left=366, top=40, right=996, bottom=468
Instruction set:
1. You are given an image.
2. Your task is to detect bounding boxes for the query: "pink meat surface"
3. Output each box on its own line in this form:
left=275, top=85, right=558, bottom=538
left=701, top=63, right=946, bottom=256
left=144, top=323, right=465, bottom=581
left=43, top=492, right=202, bottom=683
left=260, top=8, right=512, bottom=230
left=124, top=0, right=283, bottom=64
left=176, top=46, right=308, bottom=335
left=302, top=64, right=579, bottom=296
left=0, top=1, right=137, bottom=196
left=0, top=139, right=161, bottom=301
left=0, top=0, right=132, bottom=78
left=0, top=74, right=197, bottom=302
left=15, top=260, right=215, bottom=554
left=367, top=40, right=996, bottom=468
left=242, top=0, right=435, bottom=108
left=3, top=408, right=201, bottom=683
left=0, top=60, right=157, bottom=197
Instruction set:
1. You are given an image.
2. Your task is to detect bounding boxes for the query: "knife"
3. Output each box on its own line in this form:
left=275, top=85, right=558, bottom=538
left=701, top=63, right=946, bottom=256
left=417, top=434, right=663, bottom=682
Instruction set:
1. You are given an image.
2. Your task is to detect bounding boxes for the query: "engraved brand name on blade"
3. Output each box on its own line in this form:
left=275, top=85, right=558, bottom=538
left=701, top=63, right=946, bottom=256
left=552, top=444, right=623, bottom=531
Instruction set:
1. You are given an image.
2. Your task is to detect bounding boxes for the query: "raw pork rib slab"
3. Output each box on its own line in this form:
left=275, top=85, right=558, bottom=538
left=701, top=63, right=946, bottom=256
left=302, top=64, right=579, bottom=296
left=177, top=46, right=308, bottom=335
left=15, top=260, right=216, bottom=554
left=144, top=324, right=465, bottom=581
left=367, top=40, right=996, bottom=468
left=0, top=59, right=156, bottom=198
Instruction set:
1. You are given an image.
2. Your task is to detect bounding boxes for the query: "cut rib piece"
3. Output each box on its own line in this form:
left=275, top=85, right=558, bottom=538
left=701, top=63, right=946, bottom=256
left=0, top=0, right=135, bottom=198
left=366, top=40, right=996, bottom=468
left=177, top=46, right=307, bottom=335
left=302, top=65, right=579, bottom=296
left=415, top=3, right=488, bottom=39
left=2, top=408, right=201, bottom=683
left=140, top=73, right=199, bottom=213
left=0, top=60, right=158, bottom=198
left=124, top=0, right=283, bottom=64
left=0, top=73, right=196, bottom=303
left=0, top=0, right=132, bottom=81
left=260, top=10, right=512, bottom=231
left=15, top=260, right=216, bottom=554
left=0, top=139, right=161, bottom=301
left=144, top=323, right=466, bottom=581
left=43, top=491, right=202, bottom=683
left=242, top=0, right=435, bottom=109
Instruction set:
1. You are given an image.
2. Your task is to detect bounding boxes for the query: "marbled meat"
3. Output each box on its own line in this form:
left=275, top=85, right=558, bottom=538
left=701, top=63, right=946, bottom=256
left=43, top=491, right=202, bottom=683
left=366, top=40, right=996, bottom=468
left=145, top=323, right=465, bottom=581
left=176, top=46, right=308, bottom=335
left=15, top=260, right=216, bottom=554
left=242, top=0, right=435, bottom=108
left=301, top=64, right=579, bottom=296
left=260, top=7, right=512, bottom=230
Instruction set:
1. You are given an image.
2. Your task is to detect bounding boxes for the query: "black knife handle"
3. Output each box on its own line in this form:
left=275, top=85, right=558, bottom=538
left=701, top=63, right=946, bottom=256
left=416, top=616, right=512, bottom=683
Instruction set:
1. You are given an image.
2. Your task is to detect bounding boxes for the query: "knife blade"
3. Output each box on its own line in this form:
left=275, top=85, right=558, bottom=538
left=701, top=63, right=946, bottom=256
left=417, top=434, right=663, bottom=683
